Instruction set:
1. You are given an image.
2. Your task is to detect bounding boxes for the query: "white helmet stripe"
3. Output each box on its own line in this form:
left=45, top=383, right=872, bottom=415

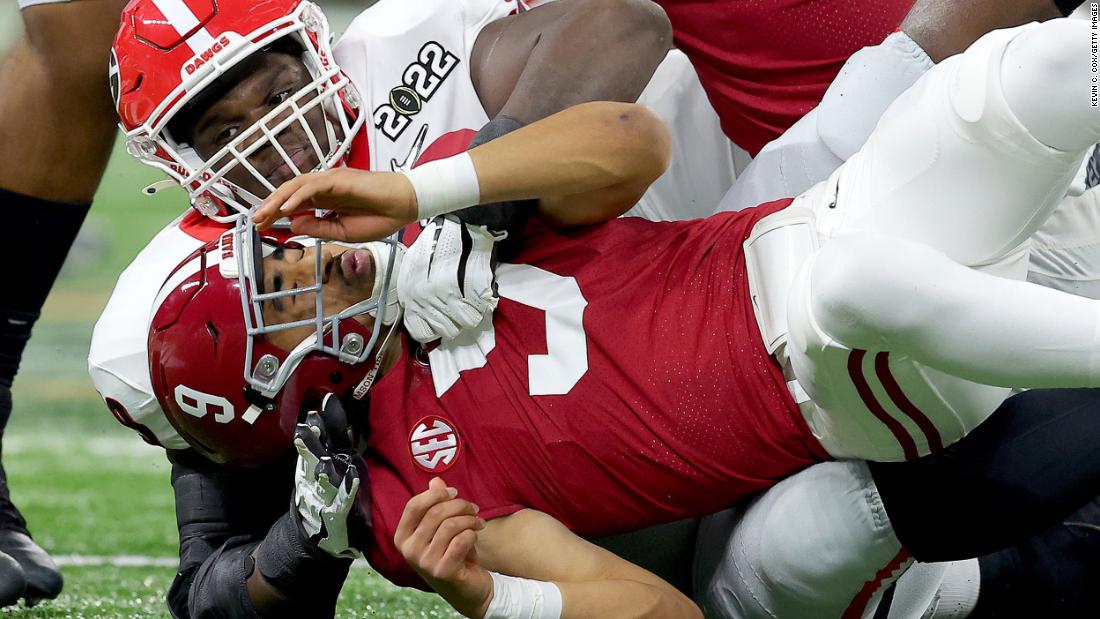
left=150, top=0, right=216, bottom=56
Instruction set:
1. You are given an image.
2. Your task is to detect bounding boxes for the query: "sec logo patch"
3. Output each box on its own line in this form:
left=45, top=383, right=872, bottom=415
left=409, top=416, right=461, bottom=473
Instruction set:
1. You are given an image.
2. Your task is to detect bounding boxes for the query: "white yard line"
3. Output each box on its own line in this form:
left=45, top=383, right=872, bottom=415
left=54, top=555, right=178, bottom=568
left=53, top=555, right=371, bottom=568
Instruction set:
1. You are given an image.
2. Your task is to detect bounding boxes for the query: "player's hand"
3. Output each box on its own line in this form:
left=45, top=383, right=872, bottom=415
left=399, top=216, right=504, bottom=343
left=252, top=168, right=418, bottom=240
left=293, top=393, right=364, bottom=559
left=395, top=477, right=491, bottom=618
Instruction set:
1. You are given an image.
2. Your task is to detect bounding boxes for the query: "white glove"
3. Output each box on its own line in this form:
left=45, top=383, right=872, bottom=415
left=398, top=215, right=505, bottom=343
left=293, top=412, right=361, bottom=560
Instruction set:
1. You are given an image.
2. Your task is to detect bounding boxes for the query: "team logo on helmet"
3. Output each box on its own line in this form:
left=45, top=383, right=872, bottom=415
left=409, top=416, right=461, bottom=473
left=108, top=50, right=121, bottom=111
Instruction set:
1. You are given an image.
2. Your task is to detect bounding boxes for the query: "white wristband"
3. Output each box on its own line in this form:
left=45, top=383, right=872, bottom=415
left=484, top=571, right=563, bottom=619
left=401, top=152, right=481, bottom=219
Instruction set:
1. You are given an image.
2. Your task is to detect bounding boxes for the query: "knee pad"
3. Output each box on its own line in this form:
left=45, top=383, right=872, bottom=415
left=694, top=462, right=908, bottom=619
left=1001, top=19, right=1097, bottom=152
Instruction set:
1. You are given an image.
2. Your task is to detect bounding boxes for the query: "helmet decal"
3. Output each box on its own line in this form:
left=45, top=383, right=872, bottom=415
left=108, top=50, right=121, bottom=111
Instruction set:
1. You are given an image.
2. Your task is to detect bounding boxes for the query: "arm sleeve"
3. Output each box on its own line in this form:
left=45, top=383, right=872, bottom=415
left=165, top=450, right=294, bottom=619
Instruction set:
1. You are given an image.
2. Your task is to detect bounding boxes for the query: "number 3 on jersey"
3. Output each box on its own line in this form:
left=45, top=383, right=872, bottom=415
left=429, top=264, right=589, bottom=397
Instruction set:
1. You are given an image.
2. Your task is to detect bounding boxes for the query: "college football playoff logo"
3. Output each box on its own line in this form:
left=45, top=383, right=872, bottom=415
left=373, top=41, right=459, bottom=141
left=409, top=416, right=461, bottom=473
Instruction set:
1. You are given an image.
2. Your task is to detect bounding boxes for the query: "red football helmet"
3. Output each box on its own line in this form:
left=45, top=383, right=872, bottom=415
left=148, top=216, right=403, bottom=466
left=111, top=0, right=364, bottom=222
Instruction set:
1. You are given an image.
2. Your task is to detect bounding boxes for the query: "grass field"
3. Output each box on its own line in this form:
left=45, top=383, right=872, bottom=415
left=1, top=3, right=458, bottom=616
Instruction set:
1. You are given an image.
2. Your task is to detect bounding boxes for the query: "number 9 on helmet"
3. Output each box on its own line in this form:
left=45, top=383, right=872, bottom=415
left=148, top=216, right=404, bottom=466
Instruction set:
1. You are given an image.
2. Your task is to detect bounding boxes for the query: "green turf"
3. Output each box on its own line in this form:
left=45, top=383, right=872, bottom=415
left=0, top=565, right=458, bottom=618
left=3, top=400, right=458, bottom=617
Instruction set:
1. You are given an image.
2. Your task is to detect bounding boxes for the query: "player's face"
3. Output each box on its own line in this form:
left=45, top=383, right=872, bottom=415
left=258, top=243, right=377, bottom=351
left=188, top=52, right=329, bottom=198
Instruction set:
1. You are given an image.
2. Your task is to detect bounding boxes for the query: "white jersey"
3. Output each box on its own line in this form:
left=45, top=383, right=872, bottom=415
left=89, top=213, right=222, bottom=450
left=89, top=0, right=736, bottom=450
left=336, top=0, right=736, bottom=215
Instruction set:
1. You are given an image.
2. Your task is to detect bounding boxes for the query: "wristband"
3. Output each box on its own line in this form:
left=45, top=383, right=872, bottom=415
left=401, top=152, right=481, bottom=219
left=485, top=571, right=563, bottom=619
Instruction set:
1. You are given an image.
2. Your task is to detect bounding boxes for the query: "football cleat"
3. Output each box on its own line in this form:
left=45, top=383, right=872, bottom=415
left=0, top=550, right=25, bottom=608
left=0, top=530, right=62, bottom=604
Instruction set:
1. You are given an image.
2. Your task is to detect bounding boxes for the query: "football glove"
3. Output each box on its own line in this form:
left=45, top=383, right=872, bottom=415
left=293, top=394, right=363, bottom=560
left=398, top=215, right=506, bottom=343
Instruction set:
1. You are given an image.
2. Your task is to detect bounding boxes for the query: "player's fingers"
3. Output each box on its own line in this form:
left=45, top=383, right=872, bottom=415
left=292, top=437, right=318, bottom=472
left=316, top=456, right=342, bottom=497
left=405, top=498, right=479, bottom=553
left=447, top=299, right=486, bottom=330
left=394, top=483, right=458, bottom=546
left=290, top=215, right=352, bottom=242
left=417, top=305, right=461, bottom=340
left=344, top=468, right=360, bottom=498
left=255, top=176, right=307, bottom=228
left=291, top=214, right=397, bottom=242
left=403, top=313, right=441, bottom=344
left=424, top=515, right=484, bottom=566
left=434, top=529, right=480, bottom=580
left=277, top=179, right=330, bottom=218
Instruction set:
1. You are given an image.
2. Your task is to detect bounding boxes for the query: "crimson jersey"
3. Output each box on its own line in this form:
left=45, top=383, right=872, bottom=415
left=656, top=0, right=913, bottom=155
left=363, top=199, right=829, bottom=588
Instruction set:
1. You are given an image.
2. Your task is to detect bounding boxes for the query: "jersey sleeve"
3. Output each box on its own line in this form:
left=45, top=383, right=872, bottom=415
left=459, top=0, right=519, bottom=36
left=89, top=216, right=204, bottom=451
left=335, top=0, right=516, bottom=71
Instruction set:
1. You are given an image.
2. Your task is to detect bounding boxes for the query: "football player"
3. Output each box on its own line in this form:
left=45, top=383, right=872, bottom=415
left=244, top=16, right=1100, bottom=617
left=94, top=0, right=728, bottom=614
left=96, top=0, right=1100, bottom=615
left=0, top=0, right=137, bottom=605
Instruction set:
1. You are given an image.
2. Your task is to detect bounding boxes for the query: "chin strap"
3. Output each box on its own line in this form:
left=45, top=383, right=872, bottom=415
left=351, top=319, right=399, bottom=400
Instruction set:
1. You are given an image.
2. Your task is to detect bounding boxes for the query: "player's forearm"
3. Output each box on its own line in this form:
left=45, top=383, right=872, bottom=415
left=254, top=103, right=669, bottom=237
left=554, top=579, right=703, bottom=619
left=437, top=577, right=701, bottom=619
left=466, top=101, right=670, bottom=225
